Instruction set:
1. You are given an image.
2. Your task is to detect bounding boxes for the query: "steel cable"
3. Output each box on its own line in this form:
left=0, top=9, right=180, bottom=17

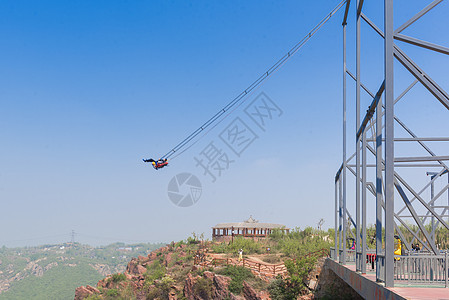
left=161, top=0, right=347, bottom=160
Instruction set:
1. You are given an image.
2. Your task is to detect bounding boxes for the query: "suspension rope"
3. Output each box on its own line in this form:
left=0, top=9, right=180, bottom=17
left=161, top=0, right=347, bottom=160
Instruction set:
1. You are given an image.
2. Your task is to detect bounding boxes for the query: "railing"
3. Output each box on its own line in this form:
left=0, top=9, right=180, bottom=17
left=300, top=248, right=329, bottom=259
left=242, top=259, right=287, bottom=276
left=394, top=252, right=448, bottom=287
left=336, top=249, right=356, bottom=263
left=356, top=251, right=363, bottom=271
left=330, top=247, right=337, bottom=260
left=346, top=249, right=356, bottom=262
left=209, top=257, right=232, bottom=266
left=330, top=247, right=448, bottom=287
left=204, top=257, right=288, bottom=276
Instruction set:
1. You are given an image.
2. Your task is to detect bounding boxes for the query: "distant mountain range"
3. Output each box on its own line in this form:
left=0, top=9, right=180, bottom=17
left=0, top=242, right=165, bottom=300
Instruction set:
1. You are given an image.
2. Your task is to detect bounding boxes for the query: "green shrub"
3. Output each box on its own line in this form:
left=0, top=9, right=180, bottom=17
left=194, top=277, right=213, bottom=299
left=216, top=265, right=254, bottom=294
left=111, top=273, right=127, bottom=283
left=105, top=288, right=119, bottom=297
left=269, top=256, right=316, bottom=299
left=268, top=278, right=293, bottom=300
left=261, top=254, right=281, bottom=264
left=211, top=237, right=263, bottom=255
left=145, top=260, right=166, bottom=283
left=147, top=276, right=175, bottom=299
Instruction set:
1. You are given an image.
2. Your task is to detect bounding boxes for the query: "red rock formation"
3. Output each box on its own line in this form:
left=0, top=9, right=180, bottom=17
left=242, top=281, right=271, bottom=300
left=125, top=258, right=147, bottom=276
left=183, top=273, right=197, bottom=300
left=74, top=285, right=100, bottom=300
left=184, top=271, right=234, bottom=300
left=211, top=273, right=232, bottom=299
left=74, top=243, right=275, bottom=300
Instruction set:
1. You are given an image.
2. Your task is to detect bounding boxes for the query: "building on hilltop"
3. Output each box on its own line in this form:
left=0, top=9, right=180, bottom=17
left=212, top=216, right=289, bottom=242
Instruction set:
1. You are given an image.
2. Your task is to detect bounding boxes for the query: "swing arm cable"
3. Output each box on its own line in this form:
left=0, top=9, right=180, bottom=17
left=162, top=0, right=347, bottom=160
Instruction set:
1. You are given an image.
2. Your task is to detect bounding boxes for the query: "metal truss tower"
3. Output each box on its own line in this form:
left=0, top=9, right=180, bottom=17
left=334, top=0, right=449, bottom=287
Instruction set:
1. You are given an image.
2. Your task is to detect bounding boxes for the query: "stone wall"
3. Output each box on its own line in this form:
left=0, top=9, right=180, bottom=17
left=312, top=259, right=363, bottom=300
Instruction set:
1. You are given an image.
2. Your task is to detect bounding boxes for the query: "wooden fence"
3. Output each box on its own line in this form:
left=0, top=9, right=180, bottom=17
left=197, top=248, right=329, bottom=277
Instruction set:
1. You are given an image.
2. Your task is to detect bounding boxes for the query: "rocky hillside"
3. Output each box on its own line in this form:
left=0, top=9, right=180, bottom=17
left=0, top=242, right=164, bottom=300
left=75, top=229, right=342, bottom=300
left=76, top=243, right=272, bottom=300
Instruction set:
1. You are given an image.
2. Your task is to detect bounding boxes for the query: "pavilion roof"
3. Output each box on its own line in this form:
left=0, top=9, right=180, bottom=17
left=212, top=216, right=288, bottom=230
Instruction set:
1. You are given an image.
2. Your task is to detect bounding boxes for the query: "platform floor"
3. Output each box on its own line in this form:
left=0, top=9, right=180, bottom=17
left=327, top=259, right=449, bottom=300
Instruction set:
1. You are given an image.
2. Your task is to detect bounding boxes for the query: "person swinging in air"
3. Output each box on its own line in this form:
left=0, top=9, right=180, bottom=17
left=143, top=158, right=168, bottom=170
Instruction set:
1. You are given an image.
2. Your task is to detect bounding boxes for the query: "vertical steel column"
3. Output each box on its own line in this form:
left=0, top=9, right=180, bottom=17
left=376, top=95, right=383, bottom=281
left=335, top=179, right=339, bottom=260
left=431, top=175, right=435, bottom=243
left=384, top=0, right=395, bottom=287
left=339, top=178, right=344, bottom=260
left=342, top=21, right=348, bottom=266
left=355, top=0, right=362, bottom=272
left=362, top=122, right=367, bottom=273
left=339, top=178, right=344, bottom=262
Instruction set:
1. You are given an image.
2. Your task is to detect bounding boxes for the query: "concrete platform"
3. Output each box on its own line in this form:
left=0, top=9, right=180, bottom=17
left=326, top=258, right=449, bottom=300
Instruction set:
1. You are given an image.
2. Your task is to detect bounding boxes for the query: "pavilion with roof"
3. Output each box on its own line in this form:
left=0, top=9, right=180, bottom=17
left=212, top=216, right=289, bottom=241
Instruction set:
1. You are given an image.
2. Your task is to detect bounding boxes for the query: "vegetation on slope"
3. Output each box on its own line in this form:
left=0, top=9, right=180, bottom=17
left=0, top=242, right=164, bottom=300
left=78, top=227, right=334, bottom=299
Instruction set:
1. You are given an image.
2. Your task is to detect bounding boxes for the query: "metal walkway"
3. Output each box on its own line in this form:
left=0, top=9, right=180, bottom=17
left=326, top=258, right=449, bottom=300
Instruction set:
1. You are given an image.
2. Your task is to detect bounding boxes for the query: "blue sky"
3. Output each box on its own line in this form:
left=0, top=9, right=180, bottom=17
left=1, top=0, right=448, bottom=246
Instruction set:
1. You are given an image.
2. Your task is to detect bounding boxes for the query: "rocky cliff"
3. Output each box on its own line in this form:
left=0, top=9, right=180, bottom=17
left=75, top=243, right=351, bottom=299
left=75, top=243, right=273, bottom=300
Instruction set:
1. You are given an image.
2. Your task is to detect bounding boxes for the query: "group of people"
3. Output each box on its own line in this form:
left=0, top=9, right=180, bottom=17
left=411, top=243, right=421, bottom=251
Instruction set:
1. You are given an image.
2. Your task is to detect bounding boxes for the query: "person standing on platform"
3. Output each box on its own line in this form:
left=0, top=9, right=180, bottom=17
left=238, top=249, right=243, bottom=262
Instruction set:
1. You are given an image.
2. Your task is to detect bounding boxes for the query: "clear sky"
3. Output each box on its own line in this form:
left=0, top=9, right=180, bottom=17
left=1, top=0, right=448, bottom=247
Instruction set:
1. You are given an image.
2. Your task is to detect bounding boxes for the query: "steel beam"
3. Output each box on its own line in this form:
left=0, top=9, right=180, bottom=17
left=355, top=0, right=362, bottom=273
left=384, top=0, right=394, bottom=287
left=376, top=91, right=383, bottom=281
left=356, top=0, right=364, bottom=18
left=394, top=33, right=449, bottom=56
left=396, top=169, right=447, bottom=215
left=394, top=156, right=449, bottom=162
left=356, top=81, right=385, bottom=139
left=342, top=0, right=351, bottom=25
left=395, top=0, right=444, bottom=34
left=348, top=164, right=445, bottom=168
left=362, top=112, right=367, bottom=274
left=335, top=180, right=339, bottom=260
left=393, top=46, right=449, bottom=110
left=342, top=21, right=348, bottom=265
left=394, top=181, right=439, bottom=254
left=346, top=208, right=357, bottom=229
left=366, top=143, right=449, bottom=231
left=360, top=10, right=449, bottom=110
left=339, top=177, right=344, bottom=263
left=367, top=137, right=449, bottom=142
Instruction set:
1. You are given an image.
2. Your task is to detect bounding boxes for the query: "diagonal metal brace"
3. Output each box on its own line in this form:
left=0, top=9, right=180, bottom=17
left=394, top=181, right=439, bottom=254
left=395, top=0, right=444, bottom=34
left=394, top=45, right=449, bottom=110
left=394, top=33, right=449, bottom=56
left=360, top=12, right=449, bottom=110
left=356, top=81, right=385, bottom=140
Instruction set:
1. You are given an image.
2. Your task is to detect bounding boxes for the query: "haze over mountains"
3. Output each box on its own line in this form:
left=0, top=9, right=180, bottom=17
left=0, top=242, right=164, bottom=300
